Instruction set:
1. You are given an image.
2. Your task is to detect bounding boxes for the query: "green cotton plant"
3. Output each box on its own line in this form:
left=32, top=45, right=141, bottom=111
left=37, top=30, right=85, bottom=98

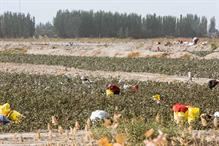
left=117, top=118, right=149, bottom=143
left=1, top=53, right=219, bottom=78
left=211, top=43, right=218, bottom=51
left=0, top=72, right=218, bottom=133
left=91, top=125, right=113, bottom=140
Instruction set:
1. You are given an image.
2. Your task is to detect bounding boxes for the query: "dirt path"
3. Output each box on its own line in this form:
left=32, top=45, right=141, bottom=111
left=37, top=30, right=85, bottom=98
left=0, top=130, right=96, bottom=146
left=0, top=62, right=211, bottom=85
left=0, top=130, right=218, bottom=145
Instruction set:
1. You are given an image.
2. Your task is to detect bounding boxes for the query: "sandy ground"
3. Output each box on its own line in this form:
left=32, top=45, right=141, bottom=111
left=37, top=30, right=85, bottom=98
left=0, top=129, right=218, bottom=145
left=0, top=38, right=218, bottom=59
left=0, top=62, right=211, bottom=85
left=0, top=130, right=96, bottom=146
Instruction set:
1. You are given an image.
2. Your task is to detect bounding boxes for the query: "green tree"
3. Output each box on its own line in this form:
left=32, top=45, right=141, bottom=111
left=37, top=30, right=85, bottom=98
left=209, top=17, right=216, bottom=34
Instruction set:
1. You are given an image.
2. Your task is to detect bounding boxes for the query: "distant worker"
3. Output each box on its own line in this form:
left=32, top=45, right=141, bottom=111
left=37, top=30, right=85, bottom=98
left=208, top=79, right=219, bottom=90
left=192, top=37, right=199, bottom=45
left=106, top=83, right=120, bottom=95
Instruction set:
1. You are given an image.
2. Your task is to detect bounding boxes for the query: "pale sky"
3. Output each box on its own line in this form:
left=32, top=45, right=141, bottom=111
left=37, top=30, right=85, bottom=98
left=0, top=0, right=218, bottom=28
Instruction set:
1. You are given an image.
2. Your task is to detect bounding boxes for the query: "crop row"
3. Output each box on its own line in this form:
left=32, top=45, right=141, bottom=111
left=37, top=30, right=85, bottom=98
left=0, top=53, right=219, bottom=78
left=0, top=72, right=218, bottom=132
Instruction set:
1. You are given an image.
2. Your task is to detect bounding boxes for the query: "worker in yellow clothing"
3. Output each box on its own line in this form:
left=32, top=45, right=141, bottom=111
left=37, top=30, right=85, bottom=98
left=0, top=103, right=23, bottom=125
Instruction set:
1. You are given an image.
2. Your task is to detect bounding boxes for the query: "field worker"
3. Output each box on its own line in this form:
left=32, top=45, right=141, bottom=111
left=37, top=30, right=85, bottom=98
left=208, top=79, right=219, bottom=89
left=0, top=115, right=11, bottom=125
left=106, top=83, right=120, bottom=95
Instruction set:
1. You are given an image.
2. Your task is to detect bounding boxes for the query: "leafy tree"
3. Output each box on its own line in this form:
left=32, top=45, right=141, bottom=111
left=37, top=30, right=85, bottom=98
left=0, top=12, right=35, bottom=38
left=209, top=17, right=216, bottom=34
left=35, top=22, right=56, bottom=37
left=52, top=10, right=211, bottom=38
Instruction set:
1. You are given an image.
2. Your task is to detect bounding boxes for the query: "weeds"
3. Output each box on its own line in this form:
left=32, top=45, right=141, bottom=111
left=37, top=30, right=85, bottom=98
left=211, top=43, right=218, bottom=51
left=127, top=51, right=140, bottom=58
left=0, top=48, right=28, bottom=54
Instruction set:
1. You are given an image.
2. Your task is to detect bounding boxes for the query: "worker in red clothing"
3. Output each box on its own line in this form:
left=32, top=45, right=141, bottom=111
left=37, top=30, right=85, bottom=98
left=106, top=83, right=120, bottom=95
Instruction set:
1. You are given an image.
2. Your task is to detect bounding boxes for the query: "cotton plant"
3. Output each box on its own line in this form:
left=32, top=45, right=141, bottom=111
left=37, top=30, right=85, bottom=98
left=144, top=129, right=167, bottom=146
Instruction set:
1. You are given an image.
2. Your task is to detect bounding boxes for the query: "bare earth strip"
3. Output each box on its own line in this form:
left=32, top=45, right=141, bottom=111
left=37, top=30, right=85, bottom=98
left=0, top=62, right=211, bottom=85
left=0, top=130, right=96, bottom=146
left=0, top=130, right=219, bottom=145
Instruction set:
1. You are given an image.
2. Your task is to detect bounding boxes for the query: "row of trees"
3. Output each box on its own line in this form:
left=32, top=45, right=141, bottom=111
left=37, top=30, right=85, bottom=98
left=0, top=11, right=217, bottom=38
left=35, top=22, right=55, bottom=38
left=0, top=12, right=35, bottom=38
left=52, top=10, right=217, bottom=38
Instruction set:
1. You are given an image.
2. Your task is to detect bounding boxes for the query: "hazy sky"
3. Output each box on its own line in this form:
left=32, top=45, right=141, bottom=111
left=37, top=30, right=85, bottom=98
left=0, top=0, right=218, bottom=28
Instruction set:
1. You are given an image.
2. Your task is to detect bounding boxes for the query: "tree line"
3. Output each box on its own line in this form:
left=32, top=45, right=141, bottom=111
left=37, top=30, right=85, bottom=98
left=51, top=10, right=218, bottom=38
left=0, top=12, right=35, bottom=38
left=0, top=11, right=218, bottom=38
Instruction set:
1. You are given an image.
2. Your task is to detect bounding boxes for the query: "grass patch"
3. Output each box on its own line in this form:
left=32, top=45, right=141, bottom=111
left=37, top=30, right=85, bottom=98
left=91, top=117, right=218, bottom=145
left=92, top=117, right=180, bottom=145
left=211, top=43, right=218, bottom=51
left=191, top=51, right=213, bottom=57
left=0, top=48, right=28, bottom=54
